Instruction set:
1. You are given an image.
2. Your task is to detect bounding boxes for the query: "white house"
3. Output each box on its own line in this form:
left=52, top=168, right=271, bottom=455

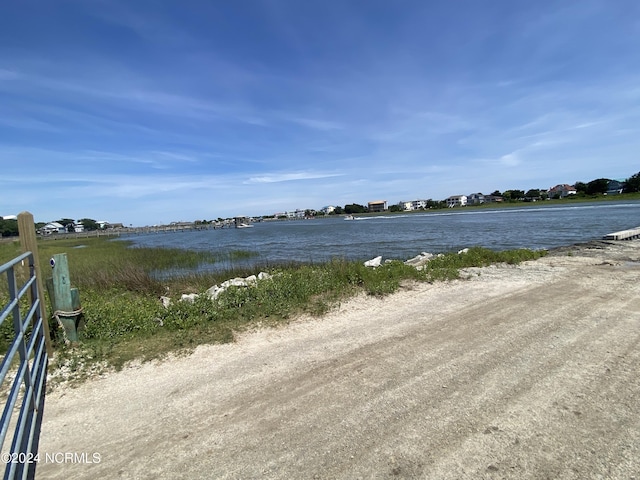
left=446, top=195, right=467, bottom=208
left=399, top=201, right=413, bottom=211
left=412, top=200, right=427, bottom=210
left=321, top=206, right=336, bottom=215
left=40, top=222, right=66, bottom=235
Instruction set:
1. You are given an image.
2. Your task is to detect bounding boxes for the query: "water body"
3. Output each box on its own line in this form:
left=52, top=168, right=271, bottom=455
left=122, top=201, right=640, bottom=272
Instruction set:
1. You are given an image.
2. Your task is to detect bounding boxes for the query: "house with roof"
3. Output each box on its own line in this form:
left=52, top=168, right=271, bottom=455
left=607, top=180, right=624, bottom=195
left=467, top=193, right=485, bottom=205
left=399, top=199, right=428, bottom=211
left=411, top=199, right=427, bottom=210
left=368, top=200, right=388, bottom=212
left=548, top=184, right=577, bottom=198
left=39, top=222, right=66, bottom=235
left=320, top=206, right=336, bottom=215
left=446, top=195, right=467, bottom=208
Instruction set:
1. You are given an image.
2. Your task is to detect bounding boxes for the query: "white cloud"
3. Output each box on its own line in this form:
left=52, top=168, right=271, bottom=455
left=244, top=172, right=344, bottom=184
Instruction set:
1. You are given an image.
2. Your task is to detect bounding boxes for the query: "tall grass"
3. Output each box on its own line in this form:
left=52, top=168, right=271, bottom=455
left=1, top=237, right=546, bottom=375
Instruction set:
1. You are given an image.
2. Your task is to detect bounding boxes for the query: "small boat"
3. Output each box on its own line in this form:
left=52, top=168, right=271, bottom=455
left=344, top=215, right=355, bottom=220
left=236, top=223, right=253, bottom=228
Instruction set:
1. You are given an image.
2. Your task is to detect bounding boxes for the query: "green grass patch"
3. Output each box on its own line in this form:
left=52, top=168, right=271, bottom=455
left=1, top=238, right=546, bottom=381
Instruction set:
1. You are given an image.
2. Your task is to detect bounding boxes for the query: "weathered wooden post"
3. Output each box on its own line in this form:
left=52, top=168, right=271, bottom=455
left=45, top=253, right=82, bottom=343
left=17, top=211, right=53, bottom=356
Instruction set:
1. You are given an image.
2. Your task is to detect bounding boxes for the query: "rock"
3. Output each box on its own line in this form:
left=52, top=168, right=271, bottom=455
left=221, top=277, right=249, bottom=288
left=205, top=285, right=224, bottom=300
left=258, top=272, right=272, bottom=280
left=405, top=252, right=433, bottom=267
left=160, top=296, right=172, bottom=308
left=364, top=256, right=382, bottom=267
left=180, top=293, right=199, bottom=303
left=244, top=275, right=257, bottom=285
left=458, top=248, right=470, bottom=254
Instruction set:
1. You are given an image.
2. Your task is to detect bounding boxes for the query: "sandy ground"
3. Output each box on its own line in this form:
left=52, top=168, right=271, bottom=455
left=36, top=241, right=640, bottom=479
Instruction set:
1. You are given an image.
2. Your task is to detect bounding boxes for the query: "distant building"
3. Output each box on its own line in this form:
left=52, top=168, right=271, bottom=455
left=411, top=199, right=427, bottom=210
left=467, top=193, right=485, bottom=205
left=607, top=180, right=624, bottom=195
left=40, top=222, right=66, bottom=235
left=321, top=206, right=336, bottom=215
left=399, top=200, right=428, bottom=211
left=548, top=184, right=577, bottom=198
left=368, top=200, right=388, bottom=212
left=446, top=195, right=467, bottom=208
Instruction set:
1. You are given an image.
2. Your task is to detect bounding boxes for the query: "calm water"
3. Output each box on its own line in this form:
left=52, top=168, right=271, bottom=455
left=122, top=201, right=640, bottom=272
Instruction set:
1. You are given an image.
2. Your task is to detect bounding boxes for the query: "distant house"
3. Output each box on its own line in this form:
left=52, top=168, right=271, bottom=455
left=467, top=193, right=485, bottom=205
left=607, top=180, right=624, bottom=195
left=368, top=200, right=388, bottom=212
left=321, top=206, right=336, bottom=215
left=73, top=222, right=84, bottom=233
left=400, top=200, right=428, bottom=211
left=484, top=195, right=504, bottom=203
left=446, top=195, right=467, bottom=208
left=40, top=222, right=66, bottom=235
left=411, top=199, right=427, bottom=210
left=548, top=184, right=577, bottom=198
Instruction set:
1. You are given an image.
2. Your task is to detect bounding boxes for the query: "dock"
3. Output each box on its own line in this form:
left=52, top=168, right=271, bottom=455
left=603, top=227, right=640, bottom=241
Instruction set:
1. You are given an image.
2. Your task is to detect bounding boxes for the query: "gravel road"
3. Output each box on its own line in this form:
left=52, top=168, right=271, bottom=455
left=37, top=241, right=640, bottom=479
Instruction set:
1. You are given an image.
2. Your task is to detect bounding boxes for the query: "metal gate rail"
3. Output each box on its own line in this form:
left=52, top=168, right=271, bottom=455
left=0, top=252, right=48, bottom=480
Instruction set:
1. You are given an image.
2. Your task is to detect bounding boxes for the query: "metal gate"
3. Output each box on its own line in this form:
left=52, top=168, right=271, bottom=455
left=0, top=251, right=48, bottom=480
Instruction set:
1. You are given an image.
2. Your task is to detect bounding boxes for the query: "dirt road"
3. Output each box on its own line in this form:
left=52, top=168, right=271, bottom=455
left=37, top=241, right=640, bottom=479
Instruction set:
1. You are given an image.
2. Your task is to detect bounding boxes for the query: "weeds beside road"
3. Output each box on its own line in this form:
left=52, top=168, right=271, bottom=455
left=0, top=237, right=545, bottom=381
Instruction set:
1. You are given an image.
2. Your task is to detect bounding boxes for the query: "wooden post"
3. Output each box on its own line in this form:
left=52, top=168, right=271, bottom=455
left=17, top=211, right=53, bottom=356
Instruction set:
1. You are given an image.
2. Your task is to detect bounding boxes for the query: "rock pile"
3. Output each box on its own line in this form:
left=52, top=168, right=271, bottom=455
left=160, top=272, right=273, bottom=308
left=363, top=248, right=470, bottom=269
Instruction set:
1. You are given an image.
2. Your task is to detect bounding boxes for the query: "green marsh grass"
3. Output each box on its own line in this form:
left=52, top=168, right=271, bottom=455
left=0, top=237, right=546, bottom=378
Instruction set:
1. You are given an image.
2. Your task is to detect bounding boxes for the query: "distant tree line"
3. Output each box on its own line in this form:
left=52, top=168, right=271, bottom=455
left=488, top=171, right=640, bottom=201
left=0, top=218, right=18, bottom=237
left=3, top=173, right=638, bottom=235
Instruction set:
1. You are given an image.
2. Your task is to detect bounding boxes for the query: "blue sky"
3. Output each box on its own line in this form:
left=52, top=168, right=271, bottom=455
left=1, top=0, right=639, bottom=225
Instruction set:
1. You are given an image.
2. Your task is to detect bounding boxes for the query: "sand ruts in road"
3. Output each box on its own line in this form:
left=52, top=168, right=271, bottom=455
left=38, top=241, right=640, bottom=479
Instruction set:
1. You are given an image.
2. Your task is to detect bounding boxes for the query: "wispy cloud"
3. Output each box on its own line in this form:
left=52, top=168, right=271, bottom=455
left=244, top=172, right=344, bottom=184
